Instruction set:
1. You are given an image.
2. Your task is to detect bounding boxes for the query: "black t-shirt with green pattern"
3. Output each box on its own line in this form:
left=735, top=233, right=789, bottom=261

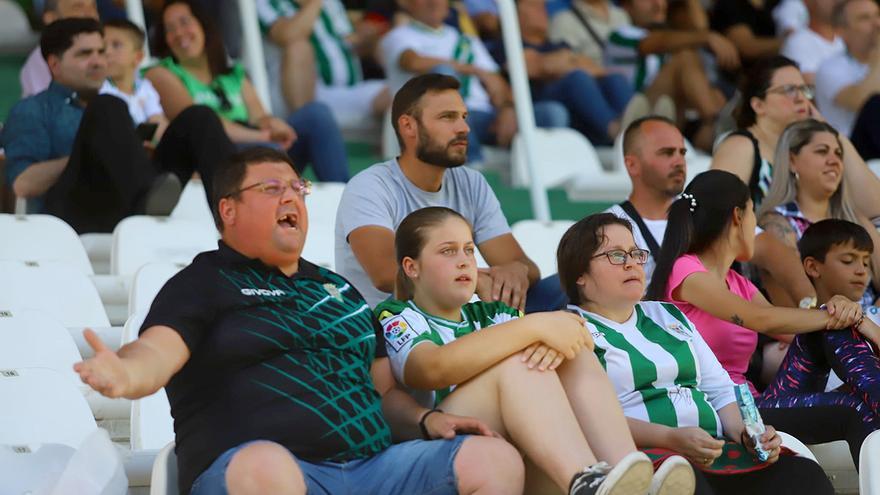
left=141, top=242, right=391, bottom=494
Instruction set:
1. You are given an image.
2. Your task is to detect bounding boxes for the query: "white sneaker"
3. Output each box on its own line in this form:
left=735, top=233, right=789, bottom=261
left=650, top=455, right=695, bottom=495
left=570, top=451, right=653, bottom=495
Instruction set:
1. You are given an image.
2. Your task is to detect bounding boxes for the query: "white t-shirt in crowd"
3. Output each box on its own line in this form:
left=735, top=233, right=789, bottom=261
left=380, top=21, right=498, bottom=112
left=334, top=159, right=512, bottom=306
left=780, top=28, right=844, bottom=76
left=99, top=77, right=164, bottom=125
left=604, top=203, right=667, bottom=289
left=773, top=0, right=808, bottom=35
left=815, top=53, right=868, bottom=137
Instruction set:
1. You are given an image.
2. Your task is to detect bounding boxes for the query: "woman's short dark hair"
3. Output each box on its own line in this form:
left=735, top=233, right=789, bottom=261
left=153, top=0, right=231, bottom=78
left=556, top=213, right=634, bottom=305
left=395, top=207, right=471, bottom=300
left=736, top=55, right=800, bottom=129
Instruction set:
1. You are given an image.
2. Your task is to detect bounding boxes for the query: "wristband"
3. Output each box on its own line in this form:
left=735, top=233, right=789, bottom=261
left=418, top=408, right=443, bottom=440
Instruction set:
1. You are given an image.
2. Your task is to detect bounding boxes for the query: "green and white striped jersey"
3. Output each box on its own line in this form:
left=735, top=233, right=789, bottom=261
left=604, top=25, right=663, bottom=91
left=569, top=301, right=736, bottom=437
left=376, top=299, right=521, bottom=405
left=256, top=0, right=363, bottom=87
left=380, top=22, right=499, bottom=112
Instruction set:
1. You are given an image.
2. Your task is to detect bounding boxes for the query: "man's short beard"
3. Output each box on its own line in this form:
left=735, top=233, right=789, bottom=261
left=415, top=123, right=468, bottom=168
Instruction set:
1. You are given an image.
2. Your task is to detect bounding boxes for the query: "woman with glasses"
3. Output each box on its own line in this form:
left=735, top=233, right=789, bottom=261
left=644, top=169, right=871, bottom=465
left=757, top=118, right=880, bottom=308
left=557, top=211, right=834, bottom=495
left=712, top=56, right=880, bottom=214
left=146, top=0, right=350, bottom=182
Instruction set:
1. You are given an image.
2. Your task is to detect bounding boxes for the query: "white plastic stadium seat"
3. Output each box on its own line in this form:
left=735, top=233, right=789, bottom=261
left=511, top=220, right=575, bottom=277
left=0, top=368, right=97, bottom=448
left=0, top=443, right=77, bottom=495
left=0, top=308, right=82, bottom=378
left=0, top=214, right=93, bottom=275
left=111, top=216, right=218, bottom=276
left=131, top=388, right=174, bottom=453
left=150, top=442, right=179, bottom=495
left=170, top=178, right=215, bottom=227
left=809, top=440, right=858, bottom=494
left=511, top=128, right=631, bottom=203
left=129, top=262, right=182, bottom=316
left=861, top=430, right=880, bottom=495
left=777, top=431, right=817, bottom=462
left=302, top=182, right=346, bottom=270
left=123, top=310, right=175, bottom=454
left=0, top=260, right=109, bottom=328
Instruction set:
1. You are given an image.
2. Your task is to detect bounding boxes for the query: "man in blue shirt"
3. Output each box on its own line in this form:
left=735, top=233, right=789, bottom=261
left=1, top=18, right=235, bottom=233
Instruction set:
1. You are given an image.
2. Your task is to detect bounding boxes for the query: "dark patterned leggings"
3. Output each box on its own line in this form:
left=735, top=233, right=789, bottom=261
left=756, top=329, right=880, bottom=462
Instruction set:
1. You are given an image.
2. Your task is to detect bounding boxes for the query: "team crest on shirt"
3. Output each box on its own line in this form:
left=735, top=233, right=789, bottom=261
left=383, top=316, right=418, bottom=352
left=666, top=322, right=691, bottom=339
left=323, top=283, right=343, bottom=302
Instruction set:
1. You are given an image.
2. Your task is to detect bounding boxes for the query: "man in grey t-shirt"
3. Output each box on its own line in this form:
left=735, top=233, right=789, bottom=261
left=335, top=74, right=540, bottom=308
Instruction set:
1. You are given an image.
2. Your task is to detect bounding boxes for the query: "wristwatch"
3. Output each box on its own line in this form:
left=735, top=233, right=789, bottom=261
left=798, top=296, right=818, bottom=309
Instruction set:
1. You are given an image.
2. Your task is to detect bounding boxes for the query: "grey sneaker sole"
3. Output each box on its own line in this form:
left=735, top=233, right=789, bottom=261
left=145, top=173, right=183, bottom=217
left=650, top=456, right=695, bottom=495
left=599, top=452, right=653, bottom=495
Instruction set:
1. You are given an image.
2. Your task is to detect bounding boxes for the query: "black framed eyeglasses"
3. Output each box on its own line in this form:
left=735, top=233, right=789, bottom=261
left=763, top=84, right=814, bottom=100
left=231, top=178, right=312, bottom=198
left=592, top=248, right=650, bottom=265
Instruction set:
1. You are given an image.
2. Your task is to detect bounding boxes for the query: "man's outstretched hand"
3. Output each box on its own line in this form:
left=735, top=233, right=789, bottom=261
left=73, top=328, right=131, bottom=399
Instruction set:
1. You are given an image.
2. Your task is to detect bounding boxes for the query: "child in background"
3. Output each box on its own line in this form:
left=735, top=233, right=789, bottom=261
left=759, top=219, right=880, bottom=434
left=100, top=19, right=168, bottom=142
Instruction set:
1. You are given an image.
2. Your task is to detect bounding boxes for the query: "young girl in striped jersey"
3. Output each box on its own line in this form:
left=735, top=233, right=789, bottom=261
left=557, top=212, right=833, bottom=495
left=377, top=206, right=693, bottom=495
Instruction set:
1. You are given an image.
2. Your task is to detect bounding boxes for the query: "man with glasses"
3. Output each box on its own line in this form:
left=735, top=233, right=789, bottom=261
left=816, top=0, right=880, bottom=159
left=73, top=146, right=524, bottom=495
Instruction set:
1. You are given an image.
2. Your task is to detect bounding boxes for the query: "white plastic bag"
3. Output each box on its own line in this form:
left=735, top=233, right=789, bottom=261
left=48, top=429, right=128, bottom=495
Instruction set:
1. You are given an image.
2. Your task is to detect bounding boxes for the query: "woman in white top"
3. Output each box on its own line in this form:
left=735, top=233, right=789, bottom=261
left=556, top=212, right=833, bottom=495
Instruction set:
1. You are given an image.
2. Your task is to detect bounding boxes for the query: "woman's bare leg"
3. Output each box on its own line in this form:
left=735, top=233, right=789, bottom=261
left=440, top=354, right=596, bottom=491
left=557, top=350, right=639, bottom=465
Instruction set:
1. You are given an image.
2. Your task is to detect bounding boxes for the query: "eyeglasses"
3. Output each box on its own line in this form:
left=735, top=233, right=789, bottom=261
left=592, top=248, right=650, bottom=265
left=763, top=84, right=814, bottom=100
left=231, top=178, right=312, bottom=198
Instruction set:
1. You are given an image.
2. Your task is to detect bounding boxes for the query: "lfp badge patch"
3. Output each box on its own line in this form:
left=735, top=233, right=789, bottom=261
left=383, top=316, right=418, bottom=352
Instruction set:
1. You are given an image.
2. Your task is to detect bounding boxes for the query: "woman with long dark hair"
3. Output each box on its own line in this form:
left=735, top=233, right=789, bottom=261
left=645, top=169, right=872, bottom=464
left=146, top=0, right=350, bottom=182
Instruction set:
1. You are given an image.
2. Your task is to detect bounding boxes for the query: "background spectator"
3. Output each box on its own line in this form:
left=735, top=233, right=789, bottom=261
left=20, top=0, right=99, bottom=98
left=256, top=0, right=390, bottom=125
left=815, top=0, right=880, bottom=147
left=147, top=0, right=351, bottom=182
left=779, top=0, right=843, bottom=84
left=380, top=0, right=567, bottom=163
